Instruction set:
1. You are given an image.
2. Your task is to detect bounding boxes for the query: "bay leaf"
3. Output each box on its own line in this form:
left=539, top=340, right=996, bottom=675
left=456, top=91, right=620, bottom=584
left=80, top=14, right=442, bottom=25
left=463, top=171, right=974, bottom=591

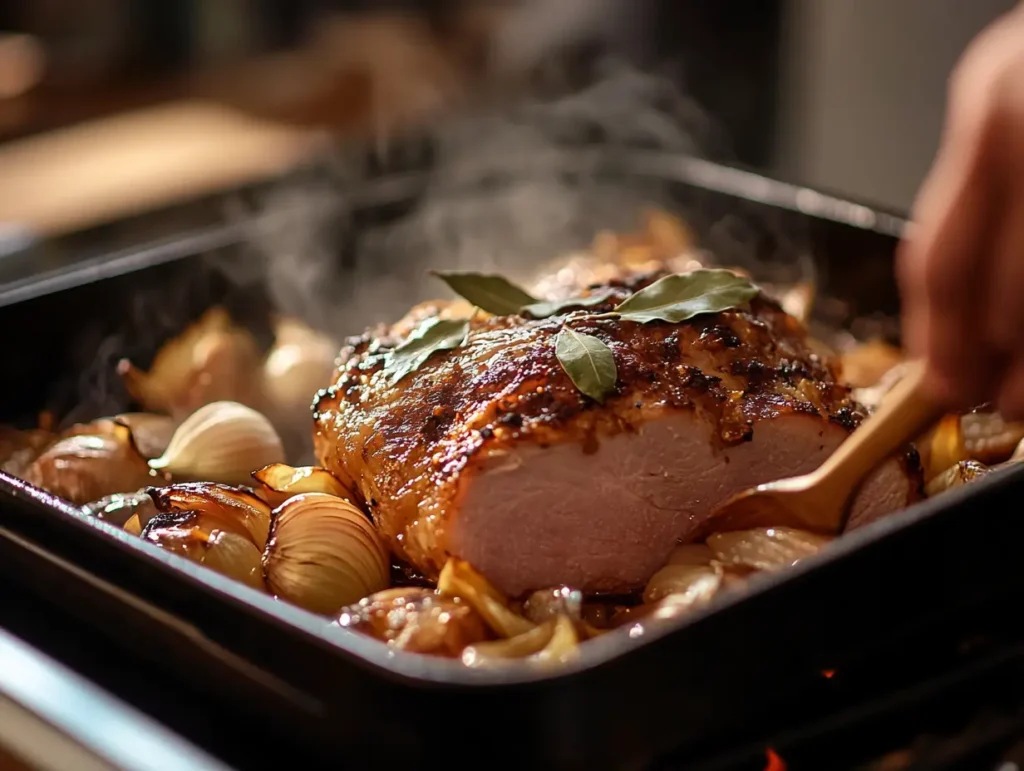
left=385, top=317, right=470, bottom=385
left=520, top=290, right=616, bottom=319
left=555, top=327, right=617, bottom=403
left=432, top=271, right=538, bottom=316
left=612, top=269, right=759, bottom=324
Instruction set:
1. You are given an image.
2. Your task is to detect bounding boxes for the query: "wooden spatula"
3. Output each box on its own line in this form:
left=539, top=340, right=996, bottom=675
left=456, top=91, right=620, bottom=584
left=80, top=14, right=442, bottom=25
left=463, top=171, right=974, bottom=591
left=704, top=360, right=942, bottom=535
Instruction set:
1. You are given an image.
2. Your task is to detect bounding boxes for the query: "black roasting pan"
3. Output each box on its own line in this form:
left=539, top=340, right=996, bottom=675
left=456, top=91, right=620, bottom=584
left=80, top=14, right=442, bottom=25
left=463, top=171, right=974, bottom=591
left=2, top=152, right=1023, bottom=770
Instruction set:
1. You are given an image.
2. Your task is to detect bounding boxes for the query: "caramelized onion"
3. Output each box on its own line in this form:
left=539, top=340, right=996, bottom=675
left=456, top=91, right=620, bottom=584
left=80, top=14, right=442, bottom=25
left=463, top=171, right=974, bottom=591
left=461, top=621, right=555, bottom=666
left=838, top=340, right=903, bottom=389
left=23, top=424, right=161, bottom=505
left=644, top=563, right=723, bottom=605
left=149, top=482, right=272, bottom=549
left=82, top=490, right=159, bottom=528
left=337, top=587, right=490, bottom=657
left=665, top=543, right=714, bottom=566
left=437, top=559, right=534, bottom=638
left=251, top=463, right=353, bottom=508
left=522, top=586, right=582, bottom=625
left=0, top=426, right=54, bottom=475
left=142, top=512, right=265, bottom=590
left=924, top=460, right=990, bottom=498
left=706, top=527, right=832, bottom=571
left=118, top=307, right=264, bottom=420
left=529, top=615, right=579, bottom=666
left=917, top=414, right=968, bottom=483
left=263, top=317, right=337, bottom=421
left=961, top=412, right=1024, bottom=465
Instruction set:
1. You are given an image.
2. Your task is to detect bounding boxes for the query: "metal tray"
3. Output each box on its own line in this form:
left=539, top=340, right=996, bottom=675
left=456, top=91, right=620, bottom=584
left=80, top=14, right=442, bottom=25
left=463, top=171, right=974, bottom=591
left=0, top=626, right=228, bottom=771
left=2, top=153, right=1021, bottom=770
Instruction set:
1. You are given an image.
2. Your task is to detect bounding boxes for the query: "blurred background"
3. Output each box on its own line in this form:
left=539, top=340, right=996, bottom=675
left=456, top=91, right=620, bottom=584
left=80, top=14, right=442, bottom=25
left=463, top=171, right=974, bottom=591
left=0, top=0, right=1017, bottom=248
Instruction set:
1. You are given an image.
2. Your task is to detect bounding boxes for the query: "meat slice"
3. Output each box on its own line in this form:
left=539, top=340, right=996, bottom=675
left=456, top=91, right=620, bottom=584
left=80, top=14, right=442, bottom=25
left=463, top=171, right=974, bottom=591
left=314, top=270, right=921, bottom=597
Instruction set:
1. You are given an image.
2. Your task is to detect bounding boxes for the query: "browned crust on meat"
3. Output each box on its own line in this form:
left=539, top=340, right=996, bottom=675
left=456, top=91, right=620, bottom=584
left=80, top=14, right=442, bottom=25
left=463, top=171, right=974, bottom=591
left=314, top=269, right=869, bottom=579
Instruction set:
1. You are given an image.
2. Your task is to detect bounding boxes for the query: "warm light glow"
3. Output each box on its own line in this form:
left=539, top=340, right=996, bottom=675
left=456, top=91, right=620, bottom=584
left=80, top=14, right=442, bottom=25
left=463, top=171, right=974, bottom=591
left=822, top=669, right=836, bottom=679
left=764, top=748, right=787, bottom=771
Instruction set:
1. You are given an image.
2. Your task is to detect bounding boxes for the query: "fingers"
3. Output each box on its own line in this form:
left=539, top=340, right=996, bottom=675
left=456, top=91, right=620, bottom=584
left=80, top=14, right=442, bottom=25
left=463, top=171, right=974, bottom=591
left=898, top=129, right=999, bottom=408
left=898, top=9, right=1024, bottom=410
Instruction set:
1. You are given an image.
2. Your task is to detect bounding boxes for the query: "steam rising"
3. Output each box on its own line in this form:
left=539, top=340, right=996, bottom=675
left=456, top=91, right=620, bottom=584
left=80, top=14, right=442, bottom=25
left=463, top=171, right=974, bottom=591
left=234, top=62, right=716, bottom=338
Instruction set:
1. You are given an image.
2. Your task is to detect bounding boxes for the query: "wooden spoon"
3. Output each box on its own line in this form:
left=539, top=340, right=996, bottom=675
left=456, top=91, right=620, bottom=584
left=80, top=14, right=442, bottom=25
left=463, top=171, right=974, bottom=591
left=704, top=360, right=943, bottom=535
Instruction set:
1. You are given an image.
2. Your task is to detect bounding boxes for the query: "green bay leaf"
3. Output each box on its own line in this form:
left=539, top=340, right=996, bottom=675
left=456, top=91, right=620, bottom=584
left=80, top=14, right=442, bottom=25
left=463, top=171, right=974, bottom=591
left=431, top=271, right=538, bottom=316
left=612, top=269, right=760, bottom=324
left=520, top=290, right=616, bottom=319
left=385, top=317, right=470, bottom=385
left=555, top=327, right=617, bottom=403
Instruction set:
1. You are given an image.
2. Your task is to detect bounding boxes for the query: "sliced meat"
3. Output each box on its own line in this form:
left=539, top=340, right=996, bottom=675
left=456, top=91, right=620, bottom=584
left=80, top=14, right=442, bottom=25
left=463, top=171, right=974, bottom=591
left=314, top=270, right=921, bottom=597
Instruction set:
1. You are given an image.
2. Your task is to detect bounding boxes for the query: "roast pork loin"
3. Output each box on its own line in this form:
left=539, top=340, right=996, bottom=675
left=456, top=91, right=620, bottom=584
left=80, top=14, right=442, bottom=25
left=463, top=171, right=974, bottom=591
left=313, top=270, right=920, bottom=597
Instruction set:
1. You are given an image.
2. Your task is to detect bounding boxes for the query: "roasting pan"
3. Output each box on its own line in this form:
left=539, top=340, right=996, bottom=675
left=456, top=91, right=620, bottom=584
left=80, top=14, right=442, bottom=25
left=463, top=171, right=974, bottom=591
left=1, top=151, right=1023, bottom=771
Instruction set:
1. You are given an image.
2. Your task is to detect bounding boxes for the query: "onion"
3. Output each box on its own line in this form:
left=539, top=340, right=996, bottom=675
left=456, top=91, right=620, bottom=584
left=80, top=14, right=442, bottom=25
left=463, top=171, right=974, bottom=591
left=23, top=424, right=162, bottom=505
left=336, top=587, right=489, bottom=658
left=0, top=426, right=54, bottom=475
left=644, top=563, right=723, bottom=605
left=263, top=493, right=389, bottom=616
left=839, top=340, right=904, bottom=389
left=461, top=622, right=556, bottom=666
left=665, top=543, right=714, bottom=566
left=142, top=512, right=265, bottom=590
left=251, top=463, right=353, bottom=508
left=82, top=490, right=158, bottom=528
left=437, top=559, right=534, bottom=638
left=262, top=318, right=337, bottom=421
left=527, top=616, right=579, bottom=666
left=917, top=414, right=968, bottom=483
left=924, top=460, right=990, bottom=498
left=961, top=412, right=1024, bottom=465
left=522, top=586, right=582, bottom=624
left=706, top=527, right=832, bottom=571
left=149, top=482, right=272, bottom=549
left=118, top=307, right=264, bottom=420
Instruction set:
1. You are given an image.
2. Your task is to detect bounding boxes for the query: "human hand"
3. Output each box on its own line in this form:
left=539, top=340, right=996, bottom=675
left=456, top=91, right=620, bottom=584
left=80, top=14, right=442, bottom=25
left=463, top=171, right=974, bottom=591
left=898, top=3, right=1024, bottom=417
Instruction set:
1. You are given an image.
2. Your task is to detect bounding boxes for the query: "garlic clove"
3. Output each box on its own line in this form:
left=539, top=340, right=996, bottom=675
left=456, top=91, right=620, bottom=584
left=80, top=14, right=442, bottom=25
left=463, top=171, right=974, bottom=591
left=263, top=493, right=389, bottom=616
left=148, top=482, right=271, bottom=549
left=149, top=401, right=285, bottom=487
left=251, top=463, right=354, bottom=508
left=142, top=512, right=266, bottom=590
